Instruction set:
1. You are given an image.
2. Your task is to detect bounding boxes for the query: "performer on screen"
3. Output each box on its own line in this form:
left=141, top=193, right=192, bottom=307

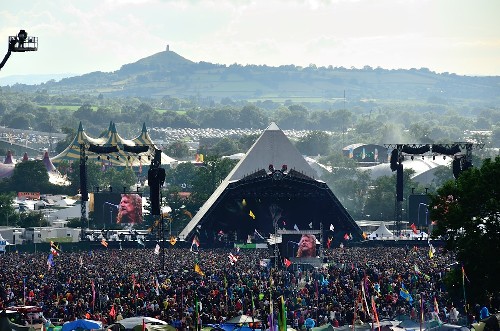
left=116, top=193, right=143, bottom=224
left=296, top=234, right=317, bottom=258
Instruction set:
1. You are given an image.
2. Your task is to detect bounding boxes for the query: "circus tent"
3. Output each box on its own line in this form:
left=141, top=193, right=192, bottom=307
left=50, top=122, right=177, bottom=169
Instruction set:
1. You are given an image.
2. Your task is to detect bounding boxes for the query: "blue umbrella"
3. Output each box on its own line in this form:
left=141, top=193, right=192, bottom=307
left=61, top=319, right=102, bottom=331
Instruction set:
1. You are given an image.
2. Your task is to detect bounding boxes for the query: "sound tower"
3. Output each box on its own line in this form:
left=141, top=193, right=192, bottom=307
left=396, top=163, right=403, bottom=201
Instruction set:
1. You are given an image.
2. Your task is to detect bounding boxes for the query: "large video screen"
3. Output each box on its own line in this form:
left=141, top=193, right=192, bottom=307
left=280, top=233, right=319, bottom=259
left=92, top=192, right=143, bottom=226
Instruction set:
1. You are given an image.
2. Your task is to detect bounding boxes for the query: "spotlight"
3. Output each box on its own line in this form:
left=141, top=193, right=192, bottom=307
left=269, top=164, right=275, bottom=172
left=281, top=164, right=288, bottom=172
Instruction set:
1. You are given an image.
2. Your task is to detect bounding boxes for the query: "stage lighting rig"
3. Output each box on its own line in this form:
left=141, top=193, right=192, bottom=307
left=0, top=29, right=38, bottom=71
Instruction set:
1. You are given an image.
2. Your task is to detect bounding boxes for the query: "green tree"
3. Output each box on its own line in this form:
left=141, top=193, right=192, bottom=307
left=191, top=155, right=237, bottom=203
left=67, top=160, right=104, bottom=194
left=18, top=211, right=49, bottom=228
left=9, top=161, right=50, bottom=192
left=166, top=162, right=197, bottom=189
left=0, top=193, right=17, bottom=226
left=102, top=167, right=137, bottom=192
left=429, top=156, right=500, bottom=304
left=295, top=131, right=332, bottom=156
left=164, top=141, right=190, bottom=159
left=320, top=153, right=372, bottom=219
left=212, top=137, right=240, bottom=156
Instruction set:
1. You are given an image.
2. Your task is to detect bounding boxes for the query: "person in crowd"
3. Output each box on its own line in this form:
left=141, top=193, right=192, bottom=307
left=296, top=234, right=317, bottom=258
left=116, top=193, right=143, bottom=224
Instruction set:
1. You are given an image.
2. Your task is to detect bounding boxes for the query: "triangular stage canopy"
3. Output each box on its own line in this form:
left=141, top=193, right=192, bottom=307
left=179, top=122, right=362, bottom=243
left=51, top=122, right=177, bottom=168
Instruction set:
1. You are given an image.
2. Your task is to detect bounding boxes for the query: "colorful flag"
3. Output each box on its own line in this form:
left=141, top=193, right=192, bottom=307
left=330, top=224, right=335, bottom=232
left=283, top=258, right=292, bottom=268
left=411, top=223, right=418, bottom=234
left=47, top=253, right=54, bottom=270
left=194, top=263, right=205, bottom=276
left=109, top=305, right=116, bottom=319
left=169, top=236, right=177, bottom=245
left=229, top=253, right=239, bottom=265
left=101, top=238, right=108, bottom=248
left=371, top=296, right=380, bottom=331
left=462, top=264, right=470, bottom=283
left=190, top=235, right=200, bottom=252
left=399, top=283, right=413, bottom=303
left=249, top=210, right=256, bottom=219
left=154, top=244, right=160, bottom=255
left=344, top=233, right=350, bottom=240
left=327, top=237, right=332, bottom=249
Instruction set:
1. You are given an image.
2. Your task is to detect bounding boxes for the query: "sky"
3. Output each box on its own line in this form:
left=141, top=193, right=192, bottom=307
left=1, top=0, right=500, bottom=81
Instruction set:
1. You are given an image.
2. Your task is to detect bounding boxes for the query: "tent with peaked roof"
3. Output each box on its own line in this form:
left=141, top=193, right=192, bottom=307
left=42, top=152, right=57, bottom=172
left=179, top=122, right=362, bottom=244
left=51, top=122, right=177, bottom=168
left=4, top=150, right=14, bottom=164
left=368, top=222, right=394, bottom=240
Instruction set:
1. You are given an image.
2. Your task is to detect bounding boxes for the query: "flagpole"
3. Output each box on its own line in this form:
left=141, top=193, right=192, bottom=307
left=462, top=265, right=468, bottom=314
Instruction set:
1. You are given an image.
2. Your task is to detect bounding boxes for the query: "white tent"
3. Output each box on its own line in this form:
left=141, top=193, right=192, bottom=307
left=368, top=222, right=394, bottom=240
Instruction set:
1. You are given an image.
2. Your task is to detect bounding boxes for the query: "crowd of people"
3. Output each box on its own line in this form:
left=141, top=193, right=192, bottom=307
left=0, top=245, right=497, bottom=329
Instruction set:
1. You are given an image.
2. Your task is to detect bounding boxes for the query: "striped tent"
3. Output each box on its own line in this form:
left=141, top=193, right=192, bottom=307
left=51, top=122, right=177, bottom=169
left=133, top=123, right=177, bottom=165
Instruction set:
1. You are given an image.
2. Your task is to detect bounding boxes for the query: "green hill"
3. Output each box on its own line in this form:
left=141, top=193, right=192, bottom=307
left=6, top=50, right=500, bottom=103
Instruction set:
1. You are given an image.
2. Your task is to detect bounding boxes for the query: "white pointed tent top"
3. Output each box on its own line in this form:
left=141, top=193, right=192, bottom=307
left=179, top=122, right=318, bottom=239
left=225, top=122, right=317, bottom=181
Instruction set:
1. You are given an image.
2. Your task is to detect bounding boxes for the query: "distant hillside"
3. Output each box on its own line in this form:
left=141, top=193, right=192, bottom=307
left=3, top=50, right=500, bottom=103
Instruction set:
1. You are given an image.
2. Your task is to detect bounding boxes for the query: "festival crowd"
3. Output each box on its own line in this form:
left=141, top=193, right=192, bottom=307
left=0, top=246, right=497, bottom=329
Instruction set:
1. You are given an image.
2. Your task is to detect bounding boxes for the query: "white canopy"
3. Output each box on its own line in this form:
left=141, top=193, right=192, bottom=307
left=368, top=222, right=394, bottom=240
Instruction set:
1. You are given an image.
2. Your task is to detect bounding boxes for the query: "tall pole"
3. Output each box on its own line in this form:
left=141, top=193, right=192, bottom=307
left=80, top=144, right=88, bottom=241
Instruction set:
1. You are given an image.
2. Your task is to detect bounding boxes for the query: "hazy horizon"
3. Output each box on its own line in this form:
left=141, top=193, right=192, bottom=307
left=2, top=0, right=500, bottom=81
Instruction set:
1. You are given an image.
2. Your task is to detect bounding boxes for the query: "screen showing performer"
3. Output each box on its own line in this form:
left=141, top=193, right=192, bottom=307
left=116, top=193, right=143, bottom=224
left=92, top=192, right=143, bottom=226
left=296, top=234, right=317, bottom=257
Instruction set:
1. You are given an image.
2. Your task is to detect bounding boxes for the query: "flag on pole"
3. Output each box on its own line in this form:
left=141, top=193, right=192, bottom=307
left=154, top=243, right=160, bottom=255
left=327, top=237, right=332, bottom=249
left=190, top=235, right=200, bottom=252
left=249, top=210, right=256, bottom=219
left=293, top=224, right=299, bottom=231
left=169, top=236, right=177, bottom=245
left=308, top=222, right=313, bottom=229
left=344, top=233, right=350, bottom=240
left=278, top=296, right=287, bottom=331
left=91, top=280, right=96, bottom=310
left=411, top=223, right=418, bottom=234
left=47, top=253, right=54, bottom=270
left=283, top=258, right=292, bottom=268
left=330, top=224, right=335, bottom=231
left=371, top=296, right=380, bottom=331
left=194, top=263, right=205, bottom=276
left=229, top=253, right=239, bottom=265
left=101, top=238, right=108, bottom=248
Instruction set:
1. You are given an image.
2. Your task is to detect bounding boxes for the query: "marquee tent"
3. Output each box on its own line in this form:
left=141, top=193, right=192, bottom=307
left=50, top=122, right=177, bottom=169
left=368, top=222, right=394, bottom=240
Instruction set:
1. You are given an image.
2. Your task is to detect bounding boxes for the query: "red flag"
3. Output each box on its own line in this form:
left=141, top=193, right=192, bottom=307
left=283, top=258, right=292, bottom=268
left=410, top=223, right=418, bottom=234
left=344, top=233, right=350, bottom=240
left=109, top=305, right=116, bottom=319
left=327, top=237, right=332, bottom=249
